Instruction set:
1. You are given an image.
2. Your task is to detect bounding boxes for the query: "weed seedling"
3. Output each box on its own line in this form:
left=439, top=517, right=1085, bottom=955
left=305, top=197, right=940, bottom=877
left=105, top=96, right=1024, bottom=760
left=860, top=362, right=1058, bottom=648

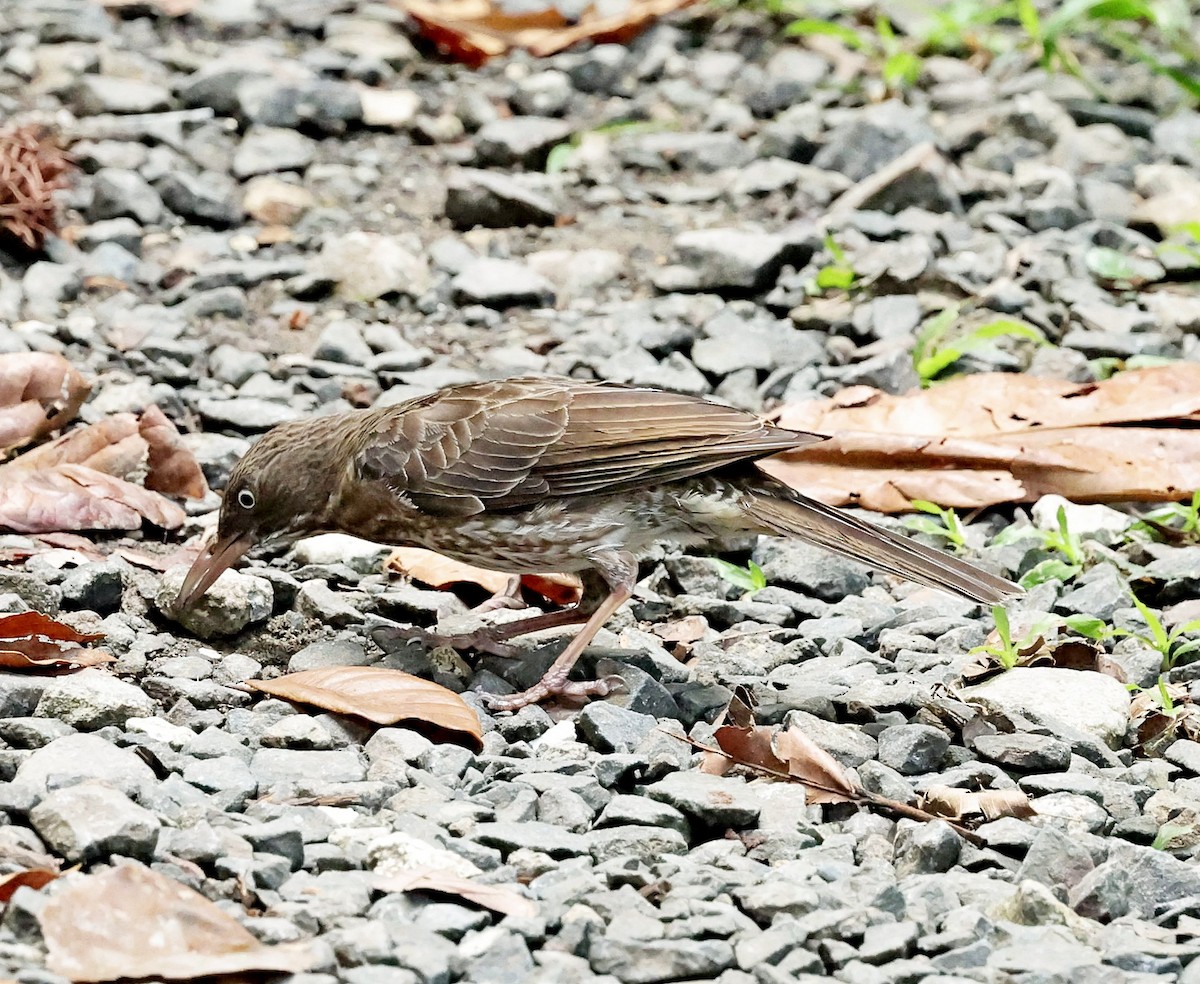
left=714, top=559, right=768, bottom=596
left=904, top=500, right=969, bottom=551
left=913, top=311, right=1049, bottom=387
left=992, top=505, right=1085, bottom=587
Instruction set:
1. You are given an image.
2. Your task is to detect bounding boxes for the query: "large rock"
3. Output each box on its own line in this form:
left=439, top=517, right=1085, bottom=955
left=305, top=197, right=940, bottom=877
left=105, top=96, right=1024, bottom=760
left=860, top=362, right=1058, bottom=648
left=157, top=566, right=273, bottom=638
left=962, top=667, right=1130, bottom=748
left=35, top=670, right=156, bottom=730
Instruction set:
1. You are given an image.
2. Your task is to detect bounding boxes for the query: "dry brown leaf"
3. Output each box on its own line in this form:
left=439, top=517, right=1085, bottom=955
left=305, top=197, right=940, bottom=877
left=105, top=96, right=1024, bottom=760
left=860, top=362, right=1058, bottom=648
left=765, top=366, right=1200, bottom=512
left=386, top=547, right=581, bottom=606
left=0, top=405, right=204, bottom=534
left=374, top=868, right=537, bottom=917
left=41, top=863, right=318, bottom=982
left=918, top=785, right=1036, bottom=823
left=396, top=0, right=699, bottom=66
left=139, top=405, right=209, bottom=499
left=247, top=666, right=483, bottom=750
left=772, top=723, right=860, bottom=804
left=0, top=353, right=90, bottom=453
left=0, top=867, right=59, bottom=903
left=959, top=620, right=1113, bottom=686
left=0, top=611, right=111, bottom=673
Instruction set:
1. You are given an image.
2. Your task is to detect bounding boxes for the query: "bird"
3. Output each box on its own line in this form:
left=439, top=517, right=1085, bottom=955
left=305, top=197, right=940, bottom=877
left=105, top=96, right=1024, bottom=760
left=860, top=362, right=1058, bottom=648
left=176, top=375, right=1018, bottom=711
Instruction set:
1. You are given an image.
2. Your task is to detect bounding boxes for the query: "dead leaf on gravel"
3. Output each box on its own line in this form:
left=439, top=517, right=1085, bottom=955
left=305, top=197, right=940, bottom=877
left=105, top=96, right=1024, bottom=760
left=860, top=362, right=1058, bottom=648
left=0, top=407, right=206, bottom=534
left=248, top=666, right=483, bottom=750
left=138, top=405, right=208, bottom=499
left=374, top=868, right=537, bottom=917
left=0, top=868, right=59, bottom=904
left=1130, top=683, right=1200, bottom=756
left=396, top=0, right=699, bottom=66
left=959, top=619, right=1117, bottom=686
left=0, top=611, right=111, bottom=673
left=0, top=353, right=90, bottom=453
left=386, top=547, right=581, bottom=606
left=41, top=863, right=319, bottom=982
left=918, top=785, right=1035, bottom=822
left=764, top=365, right=1200, bottom=512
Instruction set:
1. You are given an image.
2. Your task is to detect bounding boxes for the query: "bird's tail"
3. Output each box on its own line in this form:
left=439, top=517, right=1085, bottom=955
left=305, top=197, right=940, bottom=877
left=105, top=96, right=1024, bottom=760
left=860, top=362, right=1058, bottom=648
left=741, top=485, right=1019, bottom=605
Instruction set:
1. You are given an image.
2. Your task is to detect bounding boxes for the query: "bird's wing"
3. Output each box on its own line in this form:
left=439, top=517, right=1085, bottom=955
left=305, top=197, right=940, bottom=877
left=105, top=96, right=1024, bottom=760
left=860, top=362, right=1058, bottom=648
left=353, top=377, right=824, bottom=515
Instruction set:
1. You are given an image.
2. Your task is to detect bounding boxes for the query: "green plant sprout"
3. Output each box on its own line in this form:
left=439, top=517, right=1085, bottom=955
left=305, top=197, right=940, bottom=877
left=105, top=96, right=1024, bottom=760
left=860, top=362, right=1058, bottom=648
left=759, top=0, right=1199, bottom=103
left=1152, top=822, right=1193, bottom=850
left=1066, top=595, right=1200, bottom=672
left=971, top=605, right=1023, bottom=669
left=992, top=505, right=1085, bottom=587
left=903, top=500, right=968, bottom=551
left=912, top=310, right=1049, bottom=386
left=806, top=235, right=857, bottom=293
left=714, top=559, right=768, bottom=595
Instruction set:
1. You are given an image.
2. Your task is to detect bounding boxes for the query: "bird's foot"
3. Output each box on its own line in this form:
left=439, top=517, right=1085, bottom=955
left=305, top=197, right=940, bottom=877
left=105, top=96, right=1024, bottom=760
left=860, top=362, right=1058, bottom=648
left=481, top=673, right=625, bottom=713
left=370, top=622, right=523, bottom=658
left=471, top=575, right=528, bottom=615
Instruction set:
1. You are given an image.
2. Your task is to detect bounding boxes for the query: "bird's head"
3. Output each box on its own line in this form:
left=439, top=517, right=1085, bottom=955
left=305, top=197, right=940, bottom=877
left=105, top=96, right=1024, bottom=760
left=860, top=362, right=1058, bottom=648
left=175, top=416, right=353, bottom=610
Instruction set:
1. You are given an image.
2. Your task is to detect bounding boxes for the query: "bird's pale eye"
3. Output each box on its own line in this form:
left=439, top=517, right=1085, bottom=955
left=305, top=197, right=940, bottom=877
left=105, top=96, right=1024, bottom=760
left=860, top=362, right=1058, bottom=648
left=236, top=489, right=256, bottom=510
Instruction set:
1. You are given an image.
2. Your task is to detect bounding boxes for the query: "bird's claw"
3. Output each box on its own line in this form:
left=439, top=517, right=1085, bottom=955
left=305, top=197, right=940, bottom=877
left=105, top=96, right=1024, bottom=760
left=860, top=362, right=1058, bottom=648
left=369, top=621, right=522, bottom=658
left=481, top=673, right=626, bottom=713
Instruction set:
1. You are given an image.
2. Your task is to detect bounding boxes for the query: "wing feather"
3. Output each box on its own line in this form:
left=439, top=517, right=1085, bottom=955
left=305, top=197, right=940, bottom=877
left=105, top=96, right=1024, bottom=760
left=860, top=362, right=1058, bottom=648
left=353, top=377, right=823, bottom=515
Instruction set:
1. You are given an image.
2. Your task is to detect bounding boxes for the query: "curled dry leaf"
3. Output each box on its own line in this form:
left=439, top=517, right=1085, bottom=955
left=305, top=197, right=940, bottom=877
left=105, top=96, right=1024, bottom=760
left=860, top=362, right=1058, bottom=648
left=918, top=785, right=1036, bottom=823
left=41, top=863, right=319, bottom=982
left=0, top=353, right=90, bottom=453
left=959, top=620, right=1114, bottom=686
left=386, top=547, right=580, bottom=606
left=0, top=611, right=111, bottom=673
left=0, top=868, right=59, bottom=904
left=138, top=405, right=209, bottom=499
left=764, top=365, right=1200, bottom=512
left=396, top=0, right=699, bottom=66
left=0, top=406, right=205, bottom=534
left=247, top=666, right=483, bottom=751
left=699, top=691, right=859, bottom=805
left=374, top=868, right=537, bottom=918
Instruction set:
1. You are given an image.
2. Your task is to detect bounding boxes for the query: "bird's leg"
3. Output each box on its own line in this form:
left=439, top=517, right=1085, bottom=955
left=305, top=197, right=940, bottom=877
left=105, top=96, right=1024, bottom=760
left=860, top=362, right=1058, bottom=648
left=372, top=570, right=607, bottom=658
left=481, top=551, right=637, bottom=712
left=471, top=575, right=526, bottom=614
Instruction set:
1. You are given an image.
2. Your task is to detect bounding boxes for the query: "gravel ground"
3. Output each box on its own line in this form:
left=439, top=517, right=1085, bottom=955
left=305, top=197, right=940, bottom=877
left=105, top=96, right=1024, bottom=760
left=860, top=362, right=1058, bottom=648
left=3, top=1, right=1200, bottom=982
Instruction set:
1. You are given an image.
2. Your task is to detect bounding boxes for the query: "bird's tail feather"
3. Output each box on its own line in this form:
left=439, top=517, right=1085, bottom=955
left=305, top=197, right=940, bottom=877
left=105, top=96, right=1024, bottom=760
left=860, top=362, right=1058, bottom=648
left=742, top=488, right=1019, bottom=605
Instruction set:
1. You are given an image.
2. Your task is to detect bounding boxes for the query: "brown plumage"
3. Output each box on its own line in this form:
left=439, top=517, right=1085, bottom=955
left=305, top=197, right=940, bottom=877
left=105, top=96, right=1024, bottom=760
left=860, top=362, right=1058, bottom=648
left=178, top=376, right=1018, bottom=709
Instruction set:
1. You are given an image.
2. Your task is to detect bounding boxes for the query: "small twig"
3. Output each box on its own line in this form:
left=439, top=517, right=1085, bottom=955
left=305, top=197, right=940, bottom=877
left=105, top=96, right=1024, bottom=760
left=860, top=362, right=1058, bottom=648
left=823, top=141, right=945, bottom=220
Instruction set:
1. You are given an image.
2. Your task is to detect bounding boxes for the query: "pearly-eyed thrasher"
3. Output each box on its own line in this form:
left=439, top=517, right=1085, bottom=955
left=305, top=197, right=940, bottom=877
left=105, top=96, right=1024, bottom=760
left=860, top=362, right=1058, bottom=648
left=177, top=376, right=1017, bottom=710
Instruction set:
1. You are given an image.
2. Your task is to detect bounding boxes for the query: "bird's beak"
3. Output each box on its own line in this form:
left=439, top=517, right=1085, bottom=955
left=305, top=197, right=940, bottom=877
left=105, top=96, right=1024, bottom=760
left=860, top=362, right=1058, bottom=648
left=175, top=531, right=255, bottom=611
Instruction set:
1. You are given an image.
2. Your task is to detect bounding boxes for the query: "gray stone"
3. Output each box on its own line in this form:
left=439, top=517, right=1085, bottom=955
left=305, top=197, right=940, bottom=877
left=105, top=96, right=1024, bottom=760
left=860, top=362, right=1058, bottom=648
left=589, top=938, right=735, bottom=984
left=475, top=117, right=572, bottom=168
left=643, top=772, right=761, bottom=827
left=472, top=821, right=588, bottom=859
left=157, top=565, right=273, bottom=638
left=661, top=228, right=811, bottom=293
left=35, top=670, right=156, bottom=729
left=752, top=538, right=870, bottom=602
left=893, top=820, right=962, bottom=876
left=450, top=259, right=555, bottom=309
left=972, top=733, right=1072, bottom=771
left=158, top=170, right=242, bottom=227
left=12, top=733, right=155, bottom=797
left=320, top=232, right=431, bottom=301
left=251, top=748, right=367, bottom=786
left=445, top=169, right=558, bottom=229
left=89, top=168, right=163, bottom=225
left=576, top=702, right=658, bottom=753
left=30, top=783, right=160, bottom=863
left=74, top=75, right=170, bottom=115
left=587, top=825, right=688, bottom=864
left=962, top=667, right=1130, bottom=749
left=232, top=126, right=317, bottom=178
left=876, top=724, right=951, bottom=775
